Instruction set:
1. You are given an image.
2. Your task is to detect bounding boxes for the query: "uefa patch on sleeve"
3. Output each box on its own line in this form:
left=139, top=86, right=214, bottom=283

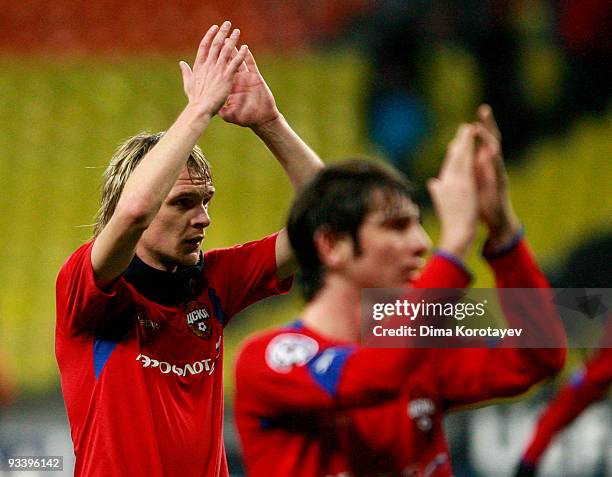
left=265, top=333, right=319, bottom=373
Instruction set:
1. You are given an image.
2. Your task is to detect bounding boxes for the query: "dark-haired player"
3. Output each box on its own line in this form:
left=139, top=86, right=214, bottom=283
left=234, top=107, right=566, bottom=476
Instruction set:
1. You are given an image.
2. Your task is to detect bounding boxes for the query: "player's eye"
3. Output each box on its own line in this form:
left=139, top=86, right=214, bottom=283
left=388, top=218, right=411, bottom=231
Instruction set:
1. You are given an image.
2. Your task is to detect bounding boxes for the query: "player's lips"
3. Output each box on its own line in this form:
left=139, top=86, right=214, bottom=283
left=184, top=236, right=204, bottom=249
left=402, top=259, right=425, bottom=282
left=401, top=267, right=420, bottom=283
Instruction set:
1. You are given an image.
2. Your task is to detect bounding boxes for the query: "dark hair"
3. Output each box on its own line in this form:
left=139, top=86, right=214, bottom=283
left=287, top=159, right=414, bottom=301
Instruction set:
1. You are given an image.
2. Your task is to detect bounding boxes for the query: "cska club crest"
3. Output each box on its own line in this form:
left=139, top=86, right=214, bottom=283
left=184, top=301, right=212, bottom=340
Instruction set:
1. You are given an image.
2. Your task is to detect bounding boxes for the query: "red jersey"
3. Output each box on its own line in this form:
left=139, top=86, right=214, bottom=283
left=56, top=233, right=291, bottom=477
left=235, top=240, right=566, bottom=477
left=521, top=319, right=612, bottom=467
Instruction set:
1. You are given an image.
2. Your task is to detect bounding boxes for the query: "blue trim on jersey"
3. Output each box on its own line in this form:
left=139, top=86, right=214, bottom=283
left=568, top=367, right=586, bottom=389
left=432, top=249, right=472, bottom=278
left=284, top=319, right=304, bottom=330
left=482, top=228, right=525, bottom=259
left=208, top=287, right=225, bottom=325
left=259, top=417, right=273, bottom=429
left=486, top=337, right=501, bottom=348
left=307, top=346, right=355, bottom=397
left=93, top=338, right=119, bottom=380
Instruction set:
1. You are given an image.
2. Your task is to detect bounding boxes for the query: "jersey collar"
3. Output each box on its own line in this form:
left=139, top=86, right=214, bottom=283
left=123, top=252, right=205, bottom=306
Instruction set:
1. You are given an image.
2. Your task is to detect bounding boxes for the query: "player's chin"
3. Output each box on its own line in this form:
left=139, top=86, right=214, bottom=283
left=383, top=277, right=412, bottom=289
left=368, top=276, right=407, bottom=289
left=379, top=270, right=414, bottom=288
left=176, top=250, right=201, bottom=267
left=400, top=268, right=420, bottom=286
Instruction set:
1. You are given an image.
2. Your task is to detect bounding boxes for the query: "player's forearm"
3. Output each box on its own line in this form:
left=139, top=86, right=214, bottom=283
left=116, top=104, right=211, bottom=225
left=486, top=213, right=521, bottom=250
left=437, top=233, right=475, bottom=262
left=487, top=238, right=567, bottom=370
left=253, top=115, right=324, bottom=191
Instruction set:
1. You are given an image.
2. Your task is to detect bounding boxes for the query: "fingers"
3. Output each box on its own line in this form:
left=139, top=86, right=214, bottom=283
left=473, top=122, right=499, bottom=150
left=440, top=124, right=476, bottom=177
left=244, top=49, right=261, bottom=75
left=217, top=28, right=241, bottom=67
left=231, top=46, right=249, bottom=72
left=474, top=145, right=496, bottom=185
left=477, top=104, right=501, bottom=140
left=207, top=21, right=233, bottom=65
left=193, top=24, right=220, bottom=70
left=179, top=61, right=192, bottom=95
left=426, top=178, right=441, bottom=202
left=473, top=121, right=505, bottom=177
left=226, top=45, right=249, bottom=75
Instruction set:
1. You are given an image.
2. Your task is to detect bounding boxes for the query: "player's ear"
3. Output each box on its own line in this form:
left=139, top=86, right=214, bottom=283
left=313, top=227, right=353, bottom=271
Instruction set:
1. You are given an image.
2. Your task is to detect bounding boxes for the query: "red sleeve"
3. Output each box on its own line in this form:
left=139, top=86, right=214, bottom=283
left=522, top=348, right=612, bottom=466
left=436, top=239, right=567, bottom=410
left=412, top=253, right=472, bottom=289
left=488, top=239, right=567, bottom=369
left=235, top=331, right=424, bottom=417
left=203, top=233, right=293, bottom=324
left=235, top=254, right=471, bottom=417
left=486, top=238, right=550, bottom=288
left=55, top=241, right=133, bottom=337
left=433, top=347, right=556, bottom=410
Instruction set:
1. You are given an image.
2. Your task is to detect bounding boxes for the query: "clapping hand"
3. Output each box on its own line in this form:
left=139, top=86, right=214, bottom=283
left=179, top=21, right=249, bottom=119
left=219, top=48, right=281, bottom=130
left=473, top=105, right=520, bottom=247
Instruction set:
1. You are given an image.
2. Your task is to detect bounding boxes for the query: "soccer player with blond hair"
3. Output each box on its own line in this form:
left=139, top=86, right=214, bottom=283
left=55, top=22, right=322, bottom=477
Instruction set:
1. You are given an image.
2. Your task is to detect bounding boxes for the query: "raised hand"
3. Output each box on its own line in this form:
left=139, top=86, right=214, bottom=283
left=218, top=49, right=281, bottom=129
left=179, top=21, right=249, bottom=119
left=428, top=124, right=480, bottom=259
left=473, top=104, right=520, bottom=246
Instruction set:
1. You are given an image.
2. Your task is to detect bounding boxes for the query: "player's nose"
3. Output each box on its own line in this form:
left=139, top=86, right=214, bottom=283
left=410, top=224, right=431, bottom=256
left=192, top=206, right=211, bottom=229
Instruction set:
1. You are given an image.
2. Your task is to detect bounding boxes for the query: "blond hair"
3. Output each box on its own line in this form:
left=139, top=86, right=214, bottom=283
left=93, top=132, right=212, bottom=237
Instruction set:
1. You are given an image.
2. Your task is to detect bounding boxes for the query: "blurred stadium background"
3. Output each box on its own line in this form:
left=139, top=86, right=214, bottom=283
left=0, top=0, right=610, bottom=475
